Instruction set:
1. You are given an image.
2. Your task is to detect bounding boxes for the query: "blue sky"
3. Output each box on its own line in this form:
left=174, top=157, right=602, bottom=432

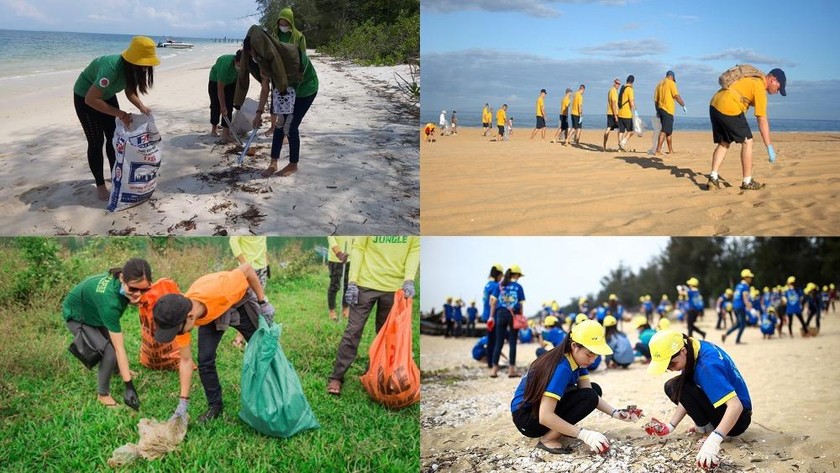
left=0, top=0, right=259, bottom=38
left=421, top=0, right=840, bottom=120
left=420, top=237, right=669, bottom=313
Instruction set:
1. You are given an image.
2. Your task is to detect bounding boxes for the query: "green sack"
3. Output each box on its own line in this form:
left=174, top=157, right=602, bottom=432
left=239, top=316, right=320, bottom=438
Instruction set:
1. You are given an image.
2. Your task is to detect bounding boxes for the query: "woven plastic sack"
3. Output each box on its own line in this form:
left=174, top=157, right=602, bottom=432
left=108, top=114, right=162, bottom=211
left=359, top=290, right=420, bottom=409
left=239, top=316, right=320, bottom=438
left=137, top=279, right=181, bottom=370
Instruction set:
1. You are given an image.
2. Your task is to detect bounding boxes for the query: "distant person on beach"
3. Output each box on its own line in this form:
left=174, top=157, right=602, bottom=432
left=783, top=276, right=808, bottom=337
left=632, top=316, right=655, bottom=361
left=530, top=89, right=547, bottom=140
left=617, top=75, right=636, bottom=151
left=511, top=320, right=639, bottom=455
left=483, top=263, right=504, bottom=371
left=482, top=103, right=492, bottom=136
left=496, top=104, right=507, bottom=141
left=506, top=117, right=514, bottom=141
left=63, top=258, right=152, bottom=409
left=603, top=78, right=621, bottom=151
left=645, top=330, right=752, bottom=469
left=715, top=288, right=734, bottom=330
left=653, top=70, right=686, bottom=155
left=803, top=282, right=821, bottom=334
left=423, top=122, right=437, bottom=142
left=706, top=66, right=786, bottom=191
left=564, top=85, right=585, bottom=146
left=439, top=109, right=447, bottom=136
left=603, top=316, right=633, bottom=369
left=685, top=277, right=707, bottom=339
left=73, top=36, right=159, bottom=201
left=208, top=51, right=242, bottom=143
left=552, top=88, right=572, bottom=143
left=535, top=315, right=565, bottom=357
left=722, top=269, right=754, bottom=344
left=489, top=265, right=526, bottom=378
left=466, top=300, right=478, bottom=336
left=450, top=111, right=458, bottom=134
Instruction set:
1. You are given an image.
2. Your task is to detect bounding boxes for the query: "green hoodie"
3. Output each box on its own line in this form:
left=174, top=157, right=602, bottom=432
left=276, top=7, right=318, bottom=98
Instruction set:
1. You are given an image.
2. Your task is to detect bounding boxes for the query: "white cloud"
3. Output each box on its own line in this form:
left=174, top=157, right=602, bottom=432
left=423, top=0, right=564, bottom=18
left=579, top=38, right=668, bottom=57
left=699, top=48, right=795, bottom=67
left=3, top=0, right=47, bottom=20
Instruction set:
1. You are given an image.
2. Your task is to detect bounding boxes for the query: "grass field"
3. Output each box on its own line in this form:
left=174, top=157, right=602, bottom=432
left=0, top=238, right=420, bottom=472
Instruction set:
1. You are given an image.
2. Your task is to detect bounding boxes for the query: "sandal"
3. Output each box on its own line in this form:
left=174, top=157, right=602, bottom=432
left=536, top=441, right=573, bottom=454
left=327, top=379, right=342, bottom=396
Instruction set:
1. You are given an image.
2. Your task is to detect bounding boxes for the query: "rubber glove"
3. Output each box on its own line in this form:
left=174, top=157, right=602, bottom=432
left=682, top=105, right=688, bottom=115
left=577, top=429, right=610, bottom=453
left=170, top=398, right=189, bottom=421
left=402, top=280, right=416, bottom=299
left=124, top=380, right=140, bottom=411
left=345, top=282, right=359, bottom=305
left=696, top=431, right=724, bottom=469
left=259, top=298, right=275, bottom=320
left=579, top=116, right=583, bottom=125
left=643, top=418, right=675, bottom=436
left=768, top=144, right=776, bottom=164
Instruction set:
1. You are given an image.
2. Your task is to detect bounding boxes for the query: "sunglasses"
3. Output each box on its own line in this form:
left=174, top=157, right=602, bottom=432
left=125, top=284, right=152, bottom=294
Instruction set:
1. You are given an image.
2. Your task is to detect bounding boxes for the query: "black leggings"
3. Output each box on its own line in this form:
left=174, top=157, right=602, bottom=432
left=788, top=311, right=807, bottom=334
left=664, top=377, right=751, bottom=436
left=271, top=92, right=316, bottom=163
left=198, top=307, right=258, bottom=408
left=512, top=383, right=602, bottom=437
left=74, top=93, right=119, bottom=186
left=687, top=309, right=706, bottom=339
left=208, top=81, right=235, bottom=128
left=492, top=308, right=517, bottom=367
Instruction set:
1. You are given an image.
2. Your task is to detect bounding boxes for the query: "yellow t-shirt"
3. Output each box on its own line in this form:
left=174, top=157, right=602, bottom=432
left=229, top=236, right=267, bottom=270
left=561, top=95, right=570, bottom=115
left=327, top=236, right=355, bottom=263
left=710, top=77, right=767, bottom=117
left=654, top=79, right=680, bottom=115
left=482, top=107, right=491, bottom=123
left=571, top=91, right=583, bottom=116
left=348, top=236, right=420, bottom=292
left=618, top=85, right=634, bottom=118
left=606, top=87, right=618, bottom=115
left=175, top=269, right=249, bottom=348
left=496, top=108, right=506, bottom=126
left=536, top=95, right=545, bottom=117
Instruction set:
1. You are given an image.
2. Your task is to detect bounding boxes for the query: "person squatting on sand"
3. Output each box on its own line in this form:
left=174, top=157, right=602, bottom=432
left=603, top=78, right=621, bottom=151
left=706, top=66, right=786, bottom=191
left=653, top=70, right=687, bottom=155
left=73, top=36, right=159, bottom=201
left=63, top=258, right=153, bottom=409
left=208, top=51, right=241, bottom=142
left=511, top=320, right=640, bottom=455
left=646, top=330, right=752, bottom=469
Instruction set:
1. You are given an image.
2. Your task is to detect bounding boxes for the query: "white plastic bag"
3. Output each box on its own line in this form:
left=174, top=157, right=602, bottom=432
left=648, top=114, right=662, bottom=155
left=229, top=98, right=259, bottom=136
left=633, top=112, right=644, bottom=137
left=108, top=114, right=162, bottom=212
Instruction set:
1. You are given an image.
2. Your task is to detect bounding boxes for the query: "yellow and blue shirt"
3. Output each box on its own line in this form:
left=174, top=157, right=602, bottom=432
left=732, top=281, right=750, bottom=311
left=693, top=340, right=752, bottom=410
left=542, top=327, right=566, bottom=347
left=785, top=287, right=803, bottom=314
left=493, top=281, right=525, bottom=313
left=511, top=353, right=589, bottom=412
left=483, top=279, right=499, bottom=322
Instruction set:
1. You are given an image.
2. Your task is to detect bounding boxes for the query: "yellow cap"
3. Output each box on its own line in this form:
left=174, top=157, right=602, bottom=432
left=647, top=329, right=685, bottom=375
left=639, top=296, right=645, bottom=302
left=768, top=306, right=776, bottom=313
left=657, top=318, right=671, bottom=331
left=741, top=269, right=755, bottom=278
left=686, top=277, right=699, bottom=287
left=805, top=282, right=817, bottom=293
left=121, top=36, right=160, bottom=66
left=565, top=315, right=573, bottom=324
left=493, top=263, right=503, bottom=272
left=570, top=320, right=613, bottom=355
left=603, top=315, right=617, bottom=327
left=509, top=264, right=524, bottom=276
left=575, top=313, right=589, bottom=324
left=631, top=315, right=648, bottom=329
left=823, top=285, right=829, bottom=292
left=609, top=293, right=617, bottom=301
left=831, top=283, right=835, bottom=289
left=543, top=341, right=555, bottom=351
left=661, top=294, right=669, bottom=300
left=787, top=276, right=796, bottom=284
left=645, top=295, right=652, bottom=301
left=763, top=287, right=769, bottom=293
left=725, top=288, right=733, bottom=295
left=544, top=315, right=559, bottom=327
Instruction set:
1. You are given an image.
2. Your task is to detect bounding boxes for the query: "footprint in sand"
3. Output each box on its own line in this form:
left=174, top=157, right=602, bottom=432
left=706, top=207, right=733, bottom=220
left=714, top=224, right=730, bottom=236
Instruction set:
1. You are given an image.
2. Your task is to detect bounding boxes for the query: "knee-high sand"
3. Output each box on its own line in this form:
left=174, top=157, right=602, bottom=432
left=421, top=127, right=840, bottom=236
left=0, top=43, right=418, bottom=235
left=421, top=310, right=840, bottom=472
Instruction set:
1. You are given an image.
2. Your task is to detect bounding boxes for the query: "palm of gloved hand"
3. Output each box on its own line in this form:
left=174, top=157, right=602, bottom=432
left=577, top=428, right=610, bottom=453
left=124, top=380, right=140, bottom=411
left=696, top=432, right=723, bottom=469
left=402, top=280, right=415, bottom=299
left=345, top=283, right=359, bottom=305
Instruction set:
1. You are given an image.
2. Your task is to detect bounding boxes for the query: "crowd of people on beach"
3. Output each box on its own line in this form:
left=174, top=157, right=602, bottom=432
left=73, top=7, right=319, bottom=203
left=426, top=65, right=788, bottom=191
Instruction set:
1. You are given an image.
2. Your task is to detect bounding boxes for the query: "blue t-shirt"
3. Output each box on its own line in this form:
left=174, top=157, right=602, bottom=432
left=639, top=328, right=656, bottom=346
left=472, top=336, right=488, bottom=360
left=595, top=306, right=607, bottom=322
left=693, top=340, right=752, bottom=410
left=607, top=332, right=634, bottom=365
left=733, top=282, right=750, bottom=311
left=482, top=280, right=499, bottom=322
left=493, top=281, right=525, bottom=313
left=519, top=328, right=533, bottom=343
left=644, top=301, right=654, bottom=313
left=453, top=305, right=463, bottom=322
left=657, top=302, right=668, bottom=315
left=688, top=288, right=704, bottom=311
left=785, top=287, right=803, bottom=314
left=511, top=354, right=589, bottom=412
left=467, top=307, right=478, bottom=322
left=542, top=327, right=566, bottom=347
left=444, top=303, right=454, bottom=321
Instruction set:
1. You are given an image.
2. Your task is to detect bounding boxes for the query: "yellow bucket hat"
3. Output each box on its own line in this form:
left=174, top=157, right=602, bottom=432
left=631, top=315, right=648, bottom=329
left=544, top=315, right=559, bottom=327
left=603, top=315, right=617, bottom=327
left=570, top=320, right=613, bottom=355
left=122, top=36, right=160, bottom=66
left=741, top=268, right=755, bottom=278
left=647, top=329, right=685, bottom=375
left=686, top=277, right=699, bottom=287
left=509, top=264, right=524, bottom=276
left=575, top=313, right=589, bottom=324
left=657, top=318, right=671, bottom=331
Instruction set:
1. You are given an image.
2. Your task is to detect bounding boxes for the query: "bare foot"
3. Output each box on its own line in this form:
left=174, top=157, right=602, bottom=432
left=342, top=307, right=349, bottom=318
left=210, top=129, right=219, bottom=137
left=96, top=185, right=110, bottom=201
left=278, top=163, right=298, bottom=177
left=329, top=310, right=338, bottom=321
left=260, top=161, right=278, bottom=177
left=98, top=394, right=118, bottom=407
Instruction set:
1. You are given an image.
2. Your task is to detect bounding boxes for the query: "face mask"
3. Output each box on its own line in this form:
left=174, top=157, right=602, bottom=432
left=119, top=285, right=126, bottom=296
left=279, top=26, right=291, bottom=33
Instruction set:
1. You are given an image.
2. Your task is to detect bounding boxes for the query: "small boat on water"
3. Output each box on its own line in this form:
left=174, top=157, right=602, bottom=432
left=157, top=38, right=194, bottom=49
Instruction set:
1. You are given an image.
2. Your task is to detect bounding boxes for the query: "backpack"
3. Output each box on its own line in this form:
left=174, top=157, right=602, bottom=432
left=137, top=279, right=181, bottom=370
left=718, top=64, right=765, bottom=89
left=618, top=85, right=627, bottom=109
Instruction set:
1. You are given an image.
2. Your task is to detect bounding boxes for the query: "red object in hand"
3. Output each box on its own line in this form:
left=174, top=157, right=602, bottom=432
left=625, top=404, right=644, bottom=419
left=643, top=417, right=669, bottom=436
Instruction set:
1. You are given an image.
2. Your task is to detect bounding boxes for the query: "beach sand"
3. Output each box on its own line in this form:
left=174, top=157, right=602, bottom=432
left=420, top=310, right=840, bottom=472
left=0, top=44, right=418, bottom=236
left=421, top=127, right=840, bottom=236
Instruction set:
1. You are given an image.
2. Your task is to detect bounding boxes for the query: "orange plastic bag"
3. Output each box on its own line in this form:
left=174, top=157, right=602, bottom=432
left=359, top=290, right=420, bottom=409
left=137, top=279, right=181, bottom=370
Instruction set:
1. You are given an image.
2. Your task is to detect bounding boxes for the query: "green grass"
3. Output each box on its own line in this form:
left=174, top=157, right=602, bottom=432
left=0, top=239, right=420, bottom=472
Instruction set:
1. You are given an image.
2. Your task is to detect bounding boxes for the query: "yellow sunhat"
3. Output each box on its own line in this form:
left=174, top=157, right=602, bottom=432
left=657, top=318, right=671, bottom=331
left=570, top=320, right=613, bottom=356
left=787, top=276, right=796, bottom=284
left=631, top=315, right=648, bottom=329
left=509, top=264, right=524, bottom=276
left=544, top=315, right=559, bottom=327
left=122, top=36, right=160, bottom=66
left=493, top=263, right=503, bottom=272
left=575, top=313, right=589, bottom=324
left=741, top=269, right=755, bottom=278
left=686, top=277, right=699, bottom=287
left=647, top=329, right=685, bottom=375
left=603, top=315, right=617, bottom=327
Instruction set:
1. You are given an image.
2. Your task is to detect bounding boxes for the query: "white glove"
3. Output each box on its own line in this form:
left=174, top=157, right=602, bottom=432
left=611, top=408, right=638, bottom=422
left=682, top=105, right=688, bottom=114
left=696, top=431, right=724, bottom=469
left=577, top=428, right=610, bottom=453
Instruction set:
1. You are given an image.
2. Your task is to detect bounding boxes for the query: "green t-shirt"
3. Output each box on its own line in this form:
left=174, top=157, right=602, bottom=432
left=276, top=31, right=319, bottom=98
left=62, top=272, right=129, bottom=333
left=73, top=55, right=127, bottom=100
left=209, top=54, right=238, bottom=85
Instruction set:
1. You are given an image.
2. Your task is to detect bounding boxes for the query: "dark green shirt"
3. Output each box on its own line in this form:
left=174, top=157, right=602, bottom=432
left=276, top=31, right=318, bottom=98
left=73, top=55, right=127, bottom=100
left=62, top=272, right=129, bottom=333
left=209, top=54, right=238, bottom=85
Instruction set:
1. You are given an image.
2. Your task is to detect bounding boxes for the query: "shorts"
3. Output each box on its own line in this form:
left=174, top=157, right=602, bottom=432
left=710, top=106, right=753, bottom=144
left=483, top=122, right=490, bottom=128
left=571, top=114, right=581, bottom=129
left=535, top=116, right=546, bottom=129
left=606, top=115, right=618, bottom=130
left=657, top=107, right=674, bottom=135
left=498, top=125, right=505, bottom=136
left=619, top=117, right=633, bottom=133
left=560, top=115, right=569, bottom=130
